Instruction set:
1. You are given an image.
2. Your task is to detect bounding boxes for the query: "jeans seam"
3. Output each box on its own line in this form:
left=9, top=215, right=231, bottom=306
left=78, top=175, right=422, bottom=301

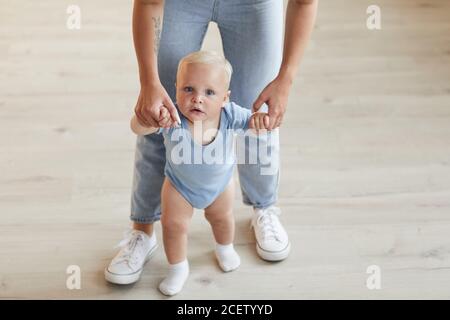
left=211, top=0, right=219, bottom=22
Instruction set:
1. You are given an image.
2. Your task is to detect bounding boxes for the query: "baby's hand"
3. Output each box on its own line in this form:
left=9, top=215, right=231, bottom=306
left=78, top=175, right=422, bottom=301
left=249, top=112, right=270, bottom=133
left=158, top=106, right=179, bottom=128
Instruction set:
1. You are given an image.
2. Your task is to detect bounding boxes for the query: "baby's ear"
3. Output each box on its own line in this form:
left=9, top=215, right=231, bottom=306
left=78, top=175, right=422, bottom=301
left=222, top=90, right=231, bottom=107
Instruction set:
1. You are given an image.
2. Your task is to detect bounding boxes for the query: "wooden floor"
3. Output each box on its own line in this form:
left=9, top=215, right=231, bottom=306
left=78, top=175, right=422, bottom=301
left=1, top=0, right=450, bottom=299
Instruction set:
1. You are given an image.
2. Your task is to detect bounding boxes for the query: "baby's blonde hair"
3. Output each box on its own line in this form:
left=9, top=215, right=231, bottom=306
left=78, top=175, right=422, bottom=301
left=177, top=50, right=233, bottom=87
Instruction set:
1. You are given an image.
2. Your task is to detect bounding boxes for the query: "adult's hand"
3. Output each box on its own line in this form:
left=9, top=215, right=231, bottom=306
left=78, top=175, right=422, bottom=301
left=252, top=76, right=292, bottom=131
left=252, top=0, right=318, bottom=130
left=134, top=82, right=180, bottom=128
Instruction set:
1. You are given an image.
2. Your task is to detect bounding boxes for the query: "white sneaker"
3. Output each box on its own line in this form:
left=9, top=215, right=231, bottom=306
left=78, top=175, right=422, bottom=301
left=251, top=206, right=290, bottom=261
left=104, top=229, right=158, bottom=284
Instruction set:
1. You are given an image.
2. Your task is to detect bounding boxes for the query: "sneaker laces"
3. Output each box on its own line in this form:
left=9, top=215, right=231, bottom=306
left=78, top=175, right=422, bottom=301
left=112, top=229, right=146, bottom=267
left=254, top=207, right=282, bottom=242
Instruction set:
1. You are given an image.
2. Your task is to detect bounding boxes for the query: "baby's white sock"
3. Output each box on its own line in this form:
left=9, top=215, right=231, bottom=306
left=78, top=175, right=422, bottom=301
left=215, top=243, right=241, bottom=272
left=159, top=259, right=189, bottom=296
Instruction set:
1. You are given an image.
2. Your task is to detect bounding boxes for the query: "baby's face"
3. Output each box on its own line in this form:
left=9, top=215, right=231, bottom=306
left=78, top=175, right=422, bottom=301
left=176, top=62, right=230, bottom=123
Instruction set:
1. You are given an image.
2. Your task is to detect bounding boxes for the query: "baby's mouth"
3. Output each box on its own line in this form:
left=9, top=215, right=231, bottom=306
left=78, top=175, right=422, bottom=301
left=190, top=107, right=205, bottom=114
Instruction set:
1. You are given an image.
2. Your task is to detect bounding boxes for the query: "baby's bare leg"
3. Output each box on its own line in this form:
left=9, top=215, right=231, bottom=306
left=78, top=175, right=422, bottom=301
left=205, top=180, right=240, bottom=272
left=204, top=179, right=235, bottom=245
left=159, top=178, right=192, bottom=296
left=161, top=178, right=193, bottom=264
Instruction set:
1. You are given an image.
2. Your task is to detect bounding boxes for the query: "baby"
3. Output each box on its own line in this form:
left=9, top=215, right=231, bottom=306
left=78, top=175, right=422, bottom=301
left=130, top=50, right=270, bottom=296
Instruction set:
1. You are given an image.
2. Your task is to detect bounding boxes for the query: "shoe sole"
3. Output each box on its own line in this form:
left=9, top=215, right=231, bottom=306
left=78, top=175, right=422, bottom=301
left=256, top=241, right=291, bottom=262
left=104, top=243, right=158, bottom=285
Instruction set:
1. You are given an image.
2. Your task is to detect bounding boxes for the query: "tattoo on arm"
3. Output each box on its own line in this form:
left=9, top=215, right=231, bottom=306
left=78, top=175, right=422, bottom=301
left=152, top=16, right=162, bottom=55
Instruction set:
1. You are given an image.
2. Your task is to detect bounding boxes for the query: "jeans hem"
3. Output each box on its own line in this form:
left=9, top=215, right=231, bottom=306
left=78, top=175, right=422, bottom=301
left=243, top=200, right=277, bottom=210
left=129, top=215, right=161, bottom=224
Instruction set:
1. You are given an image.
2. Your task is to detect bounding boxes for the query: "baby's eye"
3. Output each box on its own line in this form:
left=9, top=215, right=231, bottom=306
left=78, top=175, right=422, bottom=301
left=183, top=87, right=193, bottom=92
left=206, top=89, right=215, bottom=95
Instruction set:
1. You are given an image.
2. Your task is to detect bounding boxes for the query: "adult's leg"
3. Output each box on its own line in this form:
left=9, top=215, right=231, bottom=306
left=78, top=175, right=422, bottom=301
left=216, top=0, right=290, bottom=262
left=106, top=0, right=214, bottom=285
left=131, top=0, right=214, bottom=228
left=215, top=0, right=283, bottom=208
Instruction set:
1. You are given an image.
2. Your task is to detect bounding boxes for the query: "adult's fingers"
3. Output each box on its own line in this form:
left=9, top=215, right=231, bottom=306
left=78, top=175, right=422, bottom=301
left=136, top=100, right=158, bottom=127
left=135, top=104, right=152, bottom=127
left=274, top=115, right=283, bottom=130
left=275, top=115, right=283, bottom=128
left=249, top=116, right=255, bottom=129
left=135, top=111, right=147, bottom=127
left=258, top=114, right=266, bottom=132
left=145, top=105, right=162, bottom=126
left=158, top=107, right=171, bottom=127
left=252, top=94, right=266, bottom=113
left=158, top=117, right=171, bottom=128
left=267, top=111, right=280, bottom=130
left=164, top=97, right=181, bottom=124
left=253, top=116, right=259, bottom=131
left=134, top=97, right=148, bottom=126
left=264, top=115, right=270, bottom=129
left=159, top=107, right=169, bottom=121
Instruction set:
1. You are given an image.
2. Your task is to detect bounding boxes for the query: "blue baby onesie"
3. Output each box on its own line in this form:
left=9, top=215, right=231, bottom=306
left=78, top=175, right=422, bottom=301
left=157, top=102, right=251, bottom=209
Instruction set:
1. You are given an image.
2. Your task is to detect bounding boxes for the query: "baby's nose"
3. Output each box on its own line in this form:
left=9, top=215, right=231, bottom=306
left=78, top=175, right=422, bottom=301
left=192, top=94, right=203, bottom=103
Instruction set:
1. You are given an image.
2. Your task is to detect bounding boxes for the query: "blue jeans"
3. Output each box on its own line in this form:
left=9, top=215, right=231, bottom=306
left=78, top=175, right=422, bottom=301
left=130, top=0, right=283, bottom=223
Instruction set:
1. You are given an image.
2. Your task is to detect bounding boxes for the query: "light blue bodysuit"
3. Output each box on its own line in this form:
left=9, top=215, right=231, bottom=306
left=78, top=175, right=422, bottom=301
left=156, top=102, right=251, bottom=209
